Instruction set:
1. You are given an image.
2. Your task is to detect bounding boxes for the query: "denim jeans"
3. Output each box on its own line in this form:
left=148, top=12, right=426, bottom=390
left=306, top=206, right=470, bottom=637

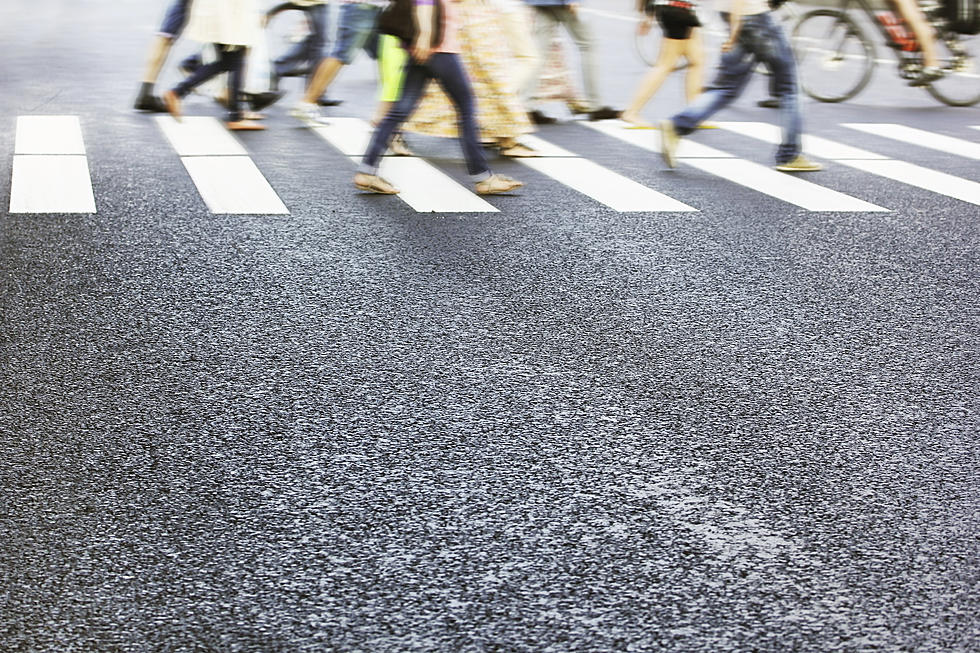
left=274, top=4, right=329, bottom=80
left=174, top=45, right=246, bottom=122
left=359, top=52, right=491, bottom=181
left=330, top=3, right=381, bottom=64
left=672, top=12, right=802, bottom=164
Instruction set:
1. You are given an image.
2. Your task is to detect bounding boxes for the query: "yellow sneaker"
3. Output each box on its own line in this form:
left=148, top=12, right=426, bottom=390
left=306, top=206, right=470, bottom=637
left=775, top=155, right=823, bottom=172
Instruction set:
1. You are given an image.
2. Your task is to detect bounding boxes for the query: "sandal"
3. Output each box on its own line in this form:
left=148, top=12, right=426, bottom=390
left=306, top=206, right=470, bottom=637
left=499, top=143, right=538, bottom=158
left=354, top=172, right=399, bottom=194
left=388, top=133, right=413, bottom=157
left=475, top=173, right=523, bottom=195
left=226, top=120, right=266, bottom=131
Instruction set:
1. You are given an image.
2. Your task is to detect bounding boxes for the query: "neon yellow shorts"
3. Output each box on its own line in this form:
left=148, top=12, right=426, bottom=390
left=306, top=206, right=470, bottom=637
left=378, top=35, right=407, bottom=103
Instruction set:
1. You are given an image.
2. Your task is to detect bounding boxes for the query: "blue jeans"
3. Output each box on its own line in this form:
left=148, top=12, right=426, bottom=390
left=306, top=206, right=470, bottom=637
left=672, top=12, right=802, bottom=164
left=330, top=3, right=381, bottom=64
left=157, top=0, right=191, bottom=39
left=359, top=52, right=491, bottom=181
left=274, top=4, right=329, bottom=80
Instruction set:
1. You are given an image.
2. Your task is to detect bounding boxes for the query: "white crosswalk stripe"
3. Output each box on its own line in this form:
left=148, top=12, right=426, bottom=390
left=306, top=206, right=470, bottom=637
left=584, top=120, right=887, bottom=212
left=311, top=117, right=498, bottom=213
left=842, top=123, right=980, bottom=160
left=155, top=116, right=288, bottom=214
left=10, top=116, right=96, bottom=213
left=717, top=121, right=980, bottom=206
left=516, top=135, right=696, bottom=212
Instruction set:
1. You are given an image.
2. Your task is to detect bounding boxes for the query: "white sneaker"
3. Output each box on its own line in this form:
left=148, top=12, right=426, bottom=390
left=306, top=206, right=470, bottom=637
left=290, top=101, right=323, bottom=125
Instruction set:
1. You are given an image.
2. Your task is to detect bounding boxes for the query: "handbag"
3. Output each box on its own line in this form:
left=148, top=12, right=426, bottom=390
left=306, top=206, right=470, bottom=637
left=377, top=0, right=444, bottom=48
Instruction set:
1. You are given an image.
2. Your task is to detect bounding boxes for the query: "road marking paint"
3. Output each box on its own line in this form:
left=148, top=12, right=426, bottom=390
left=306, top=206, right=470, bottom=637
left=155, top=116, right=248, bottom=156
left=15, top=116, right=86, bottom=154
left=844, top=160, right=980, bottom=205
left=311, top=118, right=498, bottom=213
left=9, top=155, right=97, bottom=213
left=586, top=119, right=735, bottom=158
left=180, top=156, right=288, bottom=214
left=10, top=116, right=96, bottom=213
left=587, top=120, right=885, bottom=212
left=842, top=123, right=980, bottom=160
left=155, top=115, right=288, bottom=214
left=717, top=121, right=980, bottom=206
left=716, top=121, right=888, bottom=160
left=685, top=159, right=886, bottom=211
left=518, top=135, right=695, bottom=211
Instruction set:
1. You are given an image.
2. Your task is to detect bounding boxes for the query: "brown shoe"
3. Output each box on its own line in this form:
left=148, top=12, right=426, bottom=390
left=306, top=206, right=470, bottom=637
left=226, top=120, right=266, bottom=131
left=163, top=90, right=181, bottom=122
left=354, top=172, right=399, bottom=194
left=475, top=174, right=523, bottom=195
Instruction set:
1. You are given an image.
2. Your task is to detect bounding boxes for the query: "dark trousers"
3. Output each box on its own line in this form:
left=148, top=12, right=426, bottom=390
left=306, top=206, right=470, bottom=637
left=274, top=4, right=329, bottom=82
left=359, top=52, right=491, bottom=180
left=174, top=45, right=246, bottom=122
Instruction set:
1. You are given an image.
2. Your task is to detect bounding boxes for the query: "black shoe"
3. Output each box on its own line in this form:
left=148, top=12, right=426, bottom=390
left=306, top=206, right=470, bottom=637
left=246, top=90, right=285, bottom=111
left=134, top=94, right=167, bottom=112
left=757, top=98, right=780, bottom=109
left=528, top=110, right=557, bottom=125
left=178, top=53, right=202, bottom=77
left=316, top=97, right=344, bottom=107
left=588, top=106, right=621, bottom=121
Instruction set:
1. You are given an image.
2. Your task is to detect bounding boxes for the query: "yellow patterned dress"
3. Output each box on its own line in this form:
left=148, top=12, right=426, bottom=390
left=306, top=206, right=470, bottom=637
left=403, top=0, right=533, bottom=143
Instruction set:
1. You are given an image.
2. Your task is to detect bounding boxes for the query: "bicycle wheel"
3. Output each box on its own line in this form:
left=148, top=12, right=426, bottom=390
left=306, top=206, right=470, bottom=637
left=792, top=9, right=876, bottom=103
left=926, top=30, right=980, bottom=107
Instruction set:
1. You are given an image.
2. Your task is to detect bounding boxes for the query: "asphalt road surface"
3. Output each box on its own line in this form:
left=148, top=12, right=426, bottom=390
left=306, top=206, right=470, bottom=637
left=1, top=0, right=978, bottom=651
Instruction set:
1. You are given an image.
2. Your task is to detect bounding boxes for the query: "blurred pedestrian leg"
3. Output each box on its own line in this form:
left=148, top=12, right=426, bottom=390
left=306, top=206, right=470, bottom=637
left=135, top=0, right=192, bottom=112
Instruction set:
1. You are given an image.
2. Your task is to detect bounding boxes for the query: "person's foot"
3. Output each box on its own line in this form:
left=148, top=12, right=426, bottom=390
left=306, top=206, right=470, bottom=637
left=246, top=90, right=285, bottom=111
left=290, top=101, right=323, bottom=124
left=588, top=106, right=621, bottom=121
left=475, top=173, right=523, bottom=195
left=659, top=119, right=679, bottom=169
left=226, top=120, right=266, bottom=131
left=774, top=155, right=822, bottom=172
left=528, top=110, right=557, bottom=125
left=499, top=142, right=538, bottom=157
left=620, top=111, right=655, bottom=129
left=316, top=97, right=344, bottom=107
left=757, top=98, right=780, bottom=109
left=354, top=172, right=399, bottom=194
left=909, top=66, right=943, bottom=87
left=163, top=90, right=182, bottom=122
left=567, top=100, right=592, bottom=114
left=388, top=133, right=413, bottom=156
left=134, top=94, right=167, bottom=112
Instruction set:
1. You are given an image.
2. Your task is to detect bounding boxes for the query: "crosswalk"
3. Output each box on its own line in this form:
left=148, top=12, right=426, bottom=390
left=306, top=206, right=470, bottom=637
left=5, top=115, right=979, bottom=215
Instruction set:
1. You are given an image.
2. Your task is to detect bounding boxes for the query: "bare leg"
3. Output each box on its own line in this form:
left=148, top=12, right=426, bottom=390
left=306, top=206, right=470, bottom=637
left=621, top=38, right=685, bottom=126
left=683, top=29, right=704, bottom=103
left=892, top=0, right=939, bottom=67
left=142, top=36, right=175, bottom=84
left=302, top=57, right=344, bottom=104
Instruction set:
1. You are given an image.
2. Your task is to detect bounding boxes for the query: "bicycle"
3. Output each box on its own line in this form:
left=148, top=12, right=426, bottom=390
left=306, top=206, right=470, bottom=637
left=792, top=0, right=980, bottom=106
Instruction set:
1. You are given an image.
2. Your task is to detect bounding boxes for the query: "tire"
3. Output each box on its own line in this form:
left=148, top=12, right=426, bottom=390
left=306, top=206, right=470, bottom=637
left=792, top=9, right=876, bottom=103
left=926, top=30, right=980, bottom=107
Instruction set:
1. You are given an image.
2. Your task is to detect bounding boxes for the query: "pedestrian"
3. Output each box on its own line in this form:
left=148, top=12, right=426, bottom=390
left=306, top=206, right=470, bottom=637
left=659, top=0, right=821, bottom=172
left=620, top=0, right=704, bottom=128
left=163, top=0, right=266, bottom=130
left=265, top=0, right=342, bottom=104
left=520, top=0, right=620, bottom=123
left=401, top=0, right=539, bottom=158
left=526, top=36, right=591, bottom=124
left=355, top=0, right=523, bottom=195
left=134, top=0, right=193, bottom=112
left=289, top=0, right=387, bottom=123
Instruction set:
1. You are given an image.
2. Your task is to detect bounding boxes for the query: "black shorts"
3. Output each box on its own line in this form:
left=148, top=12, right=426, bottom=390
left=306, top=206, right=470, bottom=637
left=655, top=5, right=701, bottom=40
